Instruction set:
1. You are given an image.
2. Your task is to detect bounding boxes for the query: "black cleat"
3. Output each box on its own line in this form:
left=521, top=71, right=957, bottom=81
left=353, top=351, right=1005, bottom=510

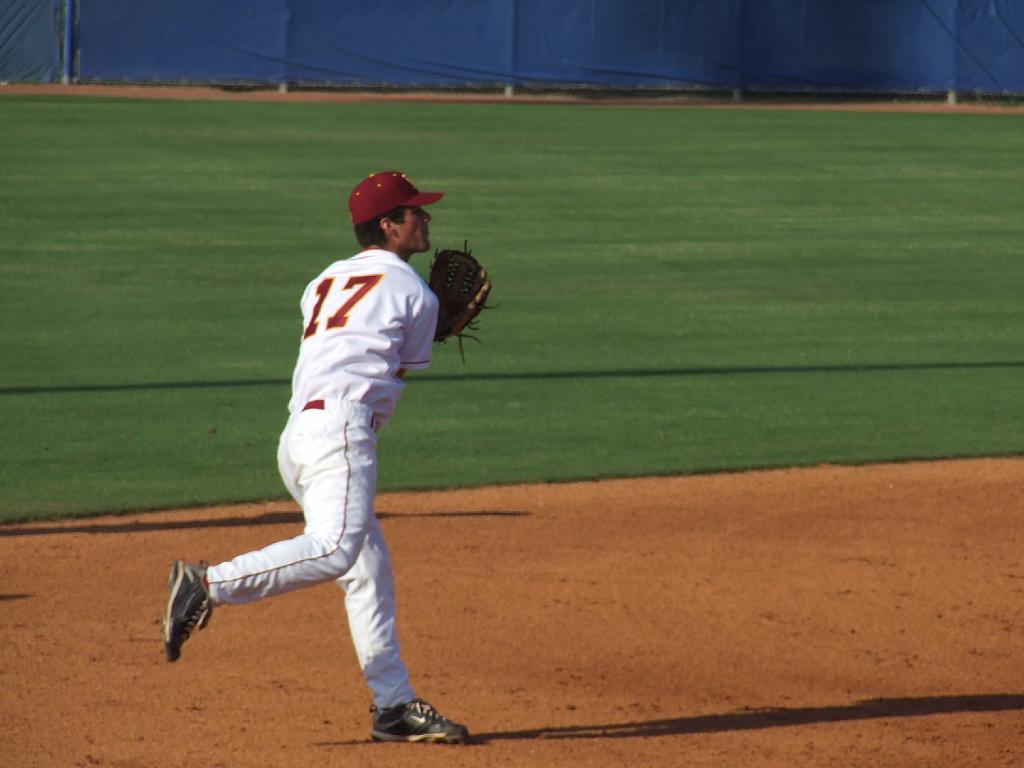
left=161, top=560, right=212, bottom=662
left=370, top=699, right=469, bottom=744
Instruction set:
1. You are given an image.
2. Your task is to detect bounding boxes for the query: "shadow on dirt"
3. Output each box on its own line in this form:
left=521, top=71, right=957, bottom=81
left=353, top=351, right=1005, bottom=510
left=0, top=510, right=528, bottom=537
left=468, top=694, right=1024, bottom=742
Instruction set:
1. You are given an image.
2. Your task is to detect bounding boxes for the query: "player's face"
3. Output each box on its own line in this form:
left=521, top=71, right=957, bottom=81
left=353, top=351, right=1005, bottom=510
left=386, top=206, right=432, bottom=259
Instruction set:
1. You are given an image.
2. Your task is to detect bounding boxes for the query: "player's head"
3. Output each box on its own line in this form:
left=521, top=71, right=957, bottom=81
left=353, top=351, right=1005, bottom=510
left=349, top=171, right=443, bottom=251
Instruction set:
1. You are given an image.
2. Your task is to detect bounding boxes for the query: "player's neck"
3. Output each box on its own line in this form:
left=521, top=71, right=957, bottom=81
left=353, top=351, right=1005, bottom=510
left=360, top=245, right=412, bottom=262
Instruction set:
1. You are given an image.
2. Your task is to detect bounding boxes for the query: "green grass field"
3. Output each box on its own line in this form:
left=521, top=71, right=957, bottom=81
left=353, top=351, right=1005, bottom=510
left=1, top=95, right=1022, bottom=521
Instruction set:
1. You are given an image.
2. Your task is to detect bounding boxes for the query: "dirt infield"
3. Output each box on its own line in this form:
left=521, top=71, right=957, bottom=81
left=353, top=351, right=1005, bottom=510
left=4, top=82, right=1024, bottom=114
left=3, top=458, right=1023, bottom=767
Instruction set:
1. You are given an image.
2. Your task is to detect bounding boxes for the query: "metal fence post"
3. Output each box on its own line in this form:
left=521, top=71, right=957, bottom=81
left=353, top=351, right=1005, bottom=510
left=62, top=0, right=75, bottom=84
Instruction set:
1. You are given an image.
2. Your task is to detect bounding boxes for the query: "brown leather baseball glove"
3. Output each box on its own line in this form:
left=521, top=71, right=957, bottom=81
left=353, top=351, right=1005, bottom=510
left=428, top=243, right=492, bottom=350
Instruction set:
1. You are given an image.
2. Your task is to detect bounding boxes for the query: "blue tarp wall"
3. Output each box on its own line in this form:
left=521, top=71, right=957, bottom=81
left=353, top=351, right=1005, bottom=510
left=3, top=0, right=1024, bottom=93
left=0, top=0, right=61, bottom=83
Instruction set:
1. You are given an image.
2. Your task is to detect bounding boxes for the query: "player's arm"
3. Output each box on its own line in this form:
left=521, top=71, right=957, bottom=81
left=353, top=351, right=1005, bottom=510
left=397, top=284, right=438, bottom=372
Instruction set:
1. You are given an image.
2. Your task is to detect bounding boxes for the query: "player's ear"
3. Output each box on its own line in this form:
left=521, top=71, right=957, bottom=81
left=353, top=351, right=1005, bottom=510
left=381, top=215, right=399, bottom=239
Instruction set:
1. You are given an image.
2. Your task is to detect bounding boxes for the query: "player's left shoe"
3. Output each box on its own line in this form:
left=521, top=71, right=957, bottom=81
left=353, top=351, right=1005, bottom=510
left=370, top=699, right=469, bottom=743
left=161, top=560, right=213, bottom=662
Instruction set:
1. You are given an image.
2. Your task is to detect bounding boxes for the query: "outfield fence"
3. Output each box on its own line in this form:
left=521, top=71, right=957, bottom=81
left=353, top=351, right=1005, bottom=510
left=2, top=0, right=1024, bottom=98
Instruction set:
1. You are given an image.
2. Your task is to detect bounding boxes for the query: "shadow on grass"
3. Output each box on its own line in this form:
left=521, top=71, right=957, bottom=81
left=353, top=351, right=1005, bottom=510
left=3, top=360, right=1024, bottom=396
left=314, top=694, right=1024, bottom=747
left=0, top=510, right=527, bottom=537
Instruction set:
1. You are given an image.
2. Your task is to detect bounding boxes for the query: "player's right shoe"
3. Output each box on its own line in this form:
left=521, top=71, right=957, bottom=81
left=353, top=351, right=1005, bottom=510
left=370, top=699, right=469, bottom=744
left=161, top=560, right=213, bottom=662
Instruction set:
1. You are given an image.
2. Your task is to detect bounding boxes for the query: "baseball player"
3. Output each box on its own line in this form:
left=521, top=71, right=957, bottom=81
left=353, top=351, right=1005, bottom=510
left=161, top=171, right=468, bottom=744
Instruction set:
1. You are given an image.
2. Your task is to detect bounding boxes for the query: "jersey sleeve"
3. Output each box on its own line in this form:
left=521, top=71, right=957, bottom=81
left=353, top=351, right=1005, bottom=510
left=399, top=285, right=438, bottom=369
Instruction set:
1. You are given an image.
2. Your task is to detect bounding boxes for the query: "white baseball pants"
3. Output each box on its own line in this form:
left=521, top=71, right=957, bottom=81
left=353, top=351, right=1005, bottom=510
left=205, top=398, right=415, bottom=709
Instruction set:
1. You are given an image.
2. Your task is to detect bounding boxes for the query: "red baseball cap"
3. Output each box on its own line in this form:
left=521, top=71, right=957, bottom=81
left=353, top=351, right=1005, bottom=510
left=347, top=171, right=444, bottom=225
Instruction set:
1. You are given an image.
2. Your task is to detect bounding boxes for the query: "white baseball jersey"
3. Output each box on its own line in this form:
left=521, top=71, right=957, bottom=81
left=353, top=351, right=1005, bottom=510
left=287, top=248, right=439, bottom=428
